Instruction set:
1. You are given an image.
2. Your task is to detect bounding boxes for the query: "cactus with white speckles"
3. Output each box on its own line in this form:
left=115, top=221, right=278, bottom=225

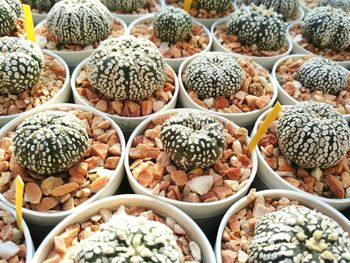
left=23, top=0, right=61, bottom=12
left=196, top=0, right=231, bottom=13
left=0, top=0, right=21, bottom=36
left=100, top=0, right=147, bottom=12
left=252, top=0, right=300, bottom=20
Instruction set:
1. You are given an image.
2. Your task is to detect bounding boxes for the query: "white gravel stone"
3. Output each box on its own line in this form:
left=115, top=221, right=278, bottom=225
left=188, top=175, right=213, bottom=196
left=37, top=36, right=48, bottom=49
left=153, top=101, right=165, bottom=112
left=189, top=241, right=202, bottom=261
left=238, top=250, right=249, bottom=263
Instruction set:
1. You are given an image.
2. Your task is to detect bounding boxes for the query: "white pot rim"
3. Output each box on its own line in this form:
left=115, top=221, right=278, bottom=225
left=178, top=51, right=278, bottom=118
left=272, top=53, right=350, bottom=119
left=71, top=57, right=180, bottom=122
left=251, top=105, right=350, bottom=205
left=0, top=49, right=70, bottom=121
left=0, top=102, right=126, bottom=219
left=211, top=17, right=293, bottom=60
left=128, top=14, right=213, bottom=62
left=34, top=17, right=128, bottom=54
left=33, top=194, right=215, bottom=262
left=0, top=201, right=34, bottom=261
left=215, top=189, right=350, bottom=263
left=125, top=108, right=258, bottom=208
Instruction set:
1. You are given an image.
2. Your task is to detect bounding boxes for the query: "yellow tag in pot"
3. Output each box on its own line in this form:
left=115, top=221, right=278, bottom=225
left=183, top=0, right=193, bottom=12
left=248, top=102, right=282, bottom=155
left=15, top=176, right=24, bottom=232
left=23, top=4, right=36, bottom=43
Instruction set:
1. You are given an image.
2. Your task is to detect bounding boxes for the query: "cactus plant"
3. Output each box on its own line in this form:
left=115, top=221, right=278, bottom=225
left=301, top=6, right=350, bottom=52
left=75, top=206, right=184, bottom=263
left=154, top=6, right=192, bottom=43
left=227, top=4, right=287, bottom=50
left=196, top=0, right=231, bottom=13
left=295, top=57, right=347, bottom=95
left=0, top=37, right=45, bottom=95
left=0, top=0, right=22, bottom=36
left=276, top=101, right=350, bottom=169
left=184, top=53, right=245, bottom=99
left=318, top=0, right=350, bottom=13
left=251, top=0, right=300, bottom=20
left=160, top=112, right=225, bottom=171
left=88, top=36, right=166, bottom=101
left=249, top=205, right=350, bottom=262
left=13, top=111, right=89, bottom=175
left=100, top=0, right=147, bottom=12
left=23, top=0, right=61, bottom=13
left=46, top=0, right=113, bottom=46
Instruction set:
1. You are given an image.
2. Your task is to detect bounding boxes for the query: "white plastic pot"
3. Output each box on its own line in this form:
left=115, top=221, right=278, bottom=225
left=32, top=194, right=216, bottom=262
left=32, top=13, right=47, bottom=25
left=272, top=54, right=350, bottom=121
left=0, top=201, right=34, bottom=261
left=215, top=189, right=350, bottom=263
left=34, top=18, right=127, bottom=67
left=287, top=22, right=350, bottom=69
left=0, top=103, right=126, bottom=225
left=178, top=51, right=278, bottom=127
left=0, top=50, right=71, bottom=128
left=71, top=57, right=179, bottom=133
left=251, top=106, right=350, bottom=210
left=125, top=108, right=258, bottom=219
left=211, top=17, right=293, bottom=70
left=128, top=14, right=213, bottom=72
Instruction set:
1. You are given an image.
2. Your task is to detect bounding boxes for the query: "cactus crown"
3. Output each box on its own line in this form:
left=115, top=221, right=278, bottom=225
left=154, top=6, right=192, bottom=43
left=196, top=0, right=231, bottom=13
left=276, top=101, right=350, bottom=169
left=0, top=0, right=21, bottom=36
left=301, top=6, right=350, bottom=52
left=251, top=0, right=300, bottom=20
left=318, top=0, right=350, bottom=13
left=46, top=0, right=113, bottom=46
left=100, top=0, right=147, bottom=12
left=75, top=205, right=184, bottom=263
left=295, top=57, right=348, bottom=95
left=0, top=37, right=45, bottom=95
left=227, top=4, right=287, bottom=50
left=13, top=111, right=89, bottom=176
left=23, top=0, right=61, bottom=12
left=249, top=205, right=350, bottom=262
left=88, top=36, right=166, bottom=101
left=160, top=111, right=225, bottom=171
left=184, top=53, right=245, bottom=99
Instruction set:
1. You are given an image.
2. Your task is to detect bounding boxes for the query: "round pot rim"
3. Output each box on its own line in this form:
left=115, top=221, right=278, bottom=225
left=251, top=105, right=350, bottom=205
left=178, top=51, right=278, bottom=118
left=71, top=56, right=180, bottom=122
left=0, top=49, right=70, bottom=121
left=125, top=107, right=258, bottom=208
left=211, top=17, right=293, bottom=60
left=127, top=13, right=213, bottom=62
left=0, top=102, right=127, bottom=219
left=214, top=188, right=350, bottom=263
left=34, top=17, right=128, bottom=54
left=33, top=193, right=215, bottom=262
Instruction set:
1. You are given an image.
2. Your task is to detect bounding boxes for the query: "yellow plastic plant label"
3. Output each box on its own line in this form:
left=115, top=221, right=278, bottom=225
left=248, top=102, right=282, bottom=155
left=15, top=176, right=24, bottom=232
left=23, top=4, right=36, bottom=43
left=183, top=0, right=193, bottom=12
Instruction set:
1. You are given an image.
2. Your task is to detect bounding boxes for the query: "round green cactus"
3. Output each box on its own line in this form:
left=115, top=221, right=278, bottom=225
left=295, top=57, right=347, bottom=95
left=46, top=0, right=113, bottom=46
left=0, top=37, right=45, bottom=95
left=277, top=102, right=350, bottom=169
left=75, top=206, right=184, bottom=263
left=184, top=53, right=245, bottom=99
left=318, top=0, right=350, bottom=13
left=88, top=36, right=166, bottom=101
left=100, top=0, right=147, bottom=12
left=227, top=4, right=287, bottom=50
left=301, top=6, right=350, bottom=52
left=13, top=111, right=89, bottom=175
left=160, top=112, right=225, bottom=171
left=251, top=0, right=300, bottom=20
left=0, top=0, right=21, bottom=36
left=154, top=6, right=192, bottom=43
left=196, top=0, right=231, bottom=13
left=249, top=205, right=350, bottom=262
left=23, top=0, right=61, bottom=13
